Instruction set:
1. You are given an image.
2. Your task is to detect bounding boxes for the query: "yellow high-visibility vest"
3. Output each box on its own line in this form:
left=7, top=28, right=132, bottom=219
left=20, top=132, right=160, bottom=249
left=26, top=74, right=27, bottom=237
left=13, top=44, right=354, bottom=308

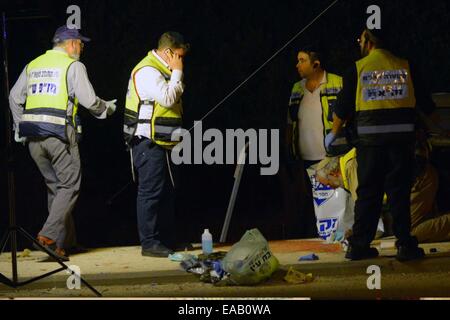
left=20, top=49, right=79, bottom=140
left=288, top=73, right=349, bottom=158
left=124, top=51, right=183, bottom=149
left=355, top=49, right=416, bottom=144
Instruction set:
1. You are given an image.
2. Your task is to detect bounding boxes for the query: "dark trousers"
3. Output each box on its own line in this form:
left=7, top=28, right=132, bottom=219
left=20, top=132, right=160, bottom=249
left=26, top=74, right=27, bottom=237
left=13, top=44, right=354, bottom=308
left=352, top=144, right=416, bottom=248
left=132, top=139, right=175, bottom=249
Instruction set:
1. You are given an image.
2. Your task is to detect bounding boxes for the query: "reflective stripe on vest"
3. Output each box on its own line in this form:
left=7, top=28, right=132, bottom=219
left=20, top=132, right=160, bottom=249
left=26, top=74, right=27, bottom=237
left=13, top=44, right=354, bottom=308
left=21, top=114, right=66, bottom=126
left=355, top=49, right=416, bottom=138
left=357, top=124, right=415, bottom=135
left=20, top=49, right=76, bottom=140
left=124, top=51, right=183, bottom=148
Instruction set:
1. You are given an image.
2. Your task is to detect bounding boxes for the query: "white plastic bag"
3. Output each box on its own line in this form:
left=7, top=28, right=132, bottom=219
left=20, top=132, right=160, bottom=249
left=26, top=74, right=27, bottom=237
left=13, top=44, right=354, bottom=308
left=221, top=229, right=279, bottom=285
left=307, top=167, right=384, bottom=242
left=307, top=167, right=353, bottom=241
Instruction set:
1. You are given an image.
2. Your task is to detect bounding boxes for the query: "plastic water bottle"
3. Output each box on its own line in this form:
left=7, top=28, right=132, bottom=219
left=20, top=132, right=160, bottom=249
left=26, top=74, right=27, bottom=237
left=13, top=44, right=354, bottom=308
left=202, top=229, right=213, bottom=255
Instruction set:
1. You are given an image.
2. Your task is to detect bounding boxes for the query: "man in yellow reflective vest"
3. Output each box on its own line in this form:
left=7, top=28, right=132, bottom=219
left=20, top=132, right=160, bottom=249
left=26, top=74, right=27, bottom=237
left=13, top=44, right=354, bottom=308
left=286, top=46, right=350, bottom=237
left=124, top=32, right=189, bottom=257
left=328, top=28, right=438, bottom=261
left=9, top=26, right=117, bottom=260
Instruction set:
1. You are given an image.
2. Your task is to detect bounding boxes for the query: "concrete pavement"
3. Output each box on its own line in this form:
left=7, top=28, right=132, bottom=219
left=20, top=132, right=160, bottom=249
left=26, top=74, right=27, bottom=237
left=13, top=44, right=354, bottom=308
left=1, top=238, right=449, bottom=298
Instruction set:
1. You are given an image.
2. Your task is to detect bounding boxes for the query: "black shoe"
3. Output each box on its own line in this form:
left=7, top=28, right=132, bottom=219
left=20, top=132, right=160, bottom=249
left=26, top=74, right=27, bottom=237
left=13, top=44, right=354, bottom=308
left=345, top=245, right=379, bottom=261
left=395, top=237, right=425, bottom=262
left=141, top=244, right=174, bottom=258
left=396, top=245, right=425, bottom=262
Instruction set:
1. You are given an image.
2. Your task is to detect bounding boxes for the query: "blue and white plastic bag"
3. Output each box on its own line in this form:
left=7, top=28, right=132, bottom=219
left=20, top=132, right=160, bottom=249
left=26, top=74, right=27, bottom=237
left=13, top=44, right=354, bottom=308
left=307, top=167, right=384, bottom=242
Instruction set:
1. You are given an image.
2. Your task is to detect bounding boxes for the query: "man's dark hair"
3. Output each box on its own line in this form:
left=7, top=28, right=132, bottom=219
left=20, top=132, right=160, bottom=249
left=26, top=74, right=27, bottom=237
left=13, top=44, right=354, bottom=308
left=364, top=28, right=385, bottom=49
left=299, top=44, right=327, bottom=70
left=158, top=31, right=190, bottom=52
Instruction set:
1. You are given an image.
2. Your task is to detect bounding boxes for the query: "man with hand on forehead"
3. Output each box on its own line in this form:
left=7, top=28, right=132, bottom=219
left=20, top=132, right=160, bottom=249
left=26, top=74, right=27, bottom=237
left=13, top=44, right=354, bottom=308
left=124, top=31, right=190, bottom=257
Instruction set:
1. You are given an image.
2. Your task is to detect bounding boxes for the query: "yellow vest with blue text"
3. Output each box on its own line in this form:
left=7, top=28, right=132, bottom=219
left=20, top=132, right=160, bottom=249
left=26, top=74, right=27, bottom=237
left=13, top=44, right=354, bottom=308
left=355, top=49, right=416, bottom=145
left=20, top=49, right=79, bottom=141
left=124, top=51, right=183, bottom=149
left=288, top=73, right=349, bottom=158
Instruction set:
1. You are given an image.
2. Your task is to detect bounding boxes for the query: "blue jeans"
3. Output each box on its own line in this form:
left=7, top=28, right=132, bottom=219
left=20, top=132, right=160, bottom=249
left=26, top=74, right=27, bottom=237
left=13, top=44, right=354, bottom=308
left=132, top=139, right=175, bottom=249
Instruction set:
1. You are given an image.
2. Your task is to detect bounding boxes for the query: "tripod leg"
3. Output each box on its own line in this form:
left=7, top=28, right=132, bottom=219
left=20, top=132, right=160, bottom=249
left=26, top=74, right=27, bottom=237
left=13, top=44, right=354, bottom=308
left=0, top=272, right=14, bottom=287
left=0, top=227, right=18, bottom=286
left=79, top=278, right=102, bottom=297
left=0, top=229, right=11, bottom=254
left=16, top=227, right=102, bottom=297
left=0, top=228, right=15, bottom=287
left=11, top=228, right=18, bottom=283
left=0, top=227, right=102, bottom=296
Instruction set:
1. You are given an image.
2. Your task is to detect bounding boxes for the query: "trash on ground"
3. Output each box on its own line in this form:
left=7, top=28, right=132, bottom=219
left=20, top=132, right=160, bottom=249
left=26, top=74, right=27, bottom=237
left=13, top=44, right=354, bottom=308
left=19, top=249, right=31, bottom=258
left=220, top=229, right=279, bottom=286
left=284, top=267, right=314, bottom=284
left=180, top=230, right=279, bottom=286
left=169, top=253, right=197, bottom=262
left=299, top=253, right=319, bottom=261
left=180, top=256, right=200, bottom=272
left=197, top=251, right=227, bottom=262
left=180, top=253, right=227, bottom=283
left=188, top=267, right=206, bottom=275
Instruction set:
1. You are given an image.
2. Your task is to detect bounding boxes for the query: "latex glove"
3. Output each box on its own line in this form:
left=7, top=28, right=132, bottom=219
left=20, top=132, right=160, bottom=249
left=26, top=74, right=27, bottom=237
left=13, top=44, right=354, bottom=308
left=324, top=132, right=337, bottom=153
left=14, top=130, right=27, bottom=145
left=105, top=99, right=117, bottom=116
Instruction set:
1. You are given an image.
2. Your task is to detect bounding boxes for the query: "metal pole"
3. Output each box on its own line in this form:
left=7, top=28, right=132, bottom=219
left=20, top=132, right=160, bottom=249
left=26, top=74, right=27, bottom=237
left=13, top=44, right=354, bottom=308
left=220, top=142, right=249, bottom=243
left=2, top=11, right=18, bottom=284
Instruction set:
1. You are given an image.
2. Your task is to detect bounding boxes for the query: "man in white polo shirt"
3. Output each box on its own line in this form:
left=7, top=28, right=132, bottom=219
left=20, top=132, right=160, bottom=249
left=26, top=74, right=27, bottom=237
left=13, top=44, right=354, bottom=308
left=286, top=46, right=347, bottom=237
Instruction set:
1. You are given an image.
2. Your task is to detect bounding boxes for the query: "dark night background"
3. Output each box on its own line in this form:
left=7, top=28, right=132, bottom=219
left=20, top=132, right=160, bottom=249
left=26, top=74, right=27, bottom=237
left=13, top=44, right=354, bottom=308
left=1, top=0, right=450, bottom=249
